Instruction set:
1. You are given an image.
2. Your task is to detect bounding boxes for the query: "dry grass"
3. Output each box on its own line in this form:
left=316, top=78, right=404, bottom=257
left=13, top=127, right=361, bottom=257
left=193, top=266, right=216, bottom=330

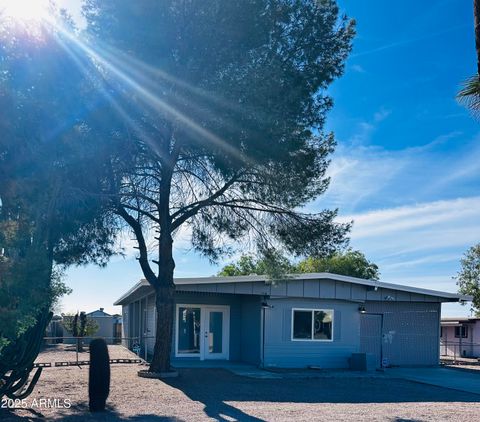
left=1, top=365, right=480, bottom=421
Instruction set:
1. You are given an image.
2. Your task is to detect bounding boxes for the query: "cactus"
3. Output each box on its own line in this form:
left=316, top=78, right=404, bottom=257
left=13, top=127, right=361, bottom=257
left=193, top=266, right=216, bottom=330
left=88, top=338, right=110, bottom=412
left=0, top=310, right=52, bottom=399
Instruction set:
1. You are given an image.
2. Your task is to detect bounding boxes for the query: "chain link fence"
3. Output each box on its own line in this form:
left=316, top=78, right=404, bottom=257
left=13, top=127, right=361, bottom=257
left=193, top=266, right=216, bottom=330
left=35, top=336, right=155, bottom=368
left=440, top=340, right=480, bottom=365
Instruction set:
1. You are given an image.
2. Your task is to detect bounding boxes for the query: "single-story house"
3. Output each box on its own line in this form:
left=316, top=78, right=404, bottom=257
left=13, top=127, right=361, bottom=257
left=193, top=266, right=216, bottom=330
left=86, top=308, right=123, bottom=344
left=440, top=317, right=480, bottom=358
left=114, top=273, right=470, bottom=369
left=62, top=308, right=123, bottom=345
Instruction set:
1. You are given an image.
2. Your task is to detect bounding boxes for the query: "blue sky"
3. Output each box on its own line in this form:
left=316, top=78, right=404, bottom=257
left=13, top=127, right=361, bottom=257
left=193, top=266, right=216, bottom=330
left=61, top=0, right=480, bottom=317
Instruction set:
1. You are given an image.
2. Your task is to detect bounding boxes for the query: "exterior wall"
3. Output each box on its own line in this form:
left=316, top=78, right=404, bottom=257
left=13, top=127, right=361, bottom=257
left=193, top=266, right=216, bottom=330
left=263, top=298, right=360, bottom=369
left=145, top=293, right=156, bottom=354
left=240, top=296, right=262, bottom=364
left=129, top=291, right=262, bottom=363
left=440, top=323, right=480, bottom=358
left=364, top=301, right=441, bottom=366
left=172, top=292, right=243, bottom=361
left=121, top=305, right=129, bottom=347
left=92, top=316, right=115, bottom=341
left=119, top=284, right=445, bottom=368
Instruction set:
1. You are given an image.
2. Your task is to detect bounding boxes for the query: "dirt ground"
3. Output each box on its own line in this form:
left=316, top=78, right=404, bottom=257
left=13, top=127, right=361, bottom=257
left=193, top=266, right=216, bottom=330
left=2, top=364, right=480, bottom=421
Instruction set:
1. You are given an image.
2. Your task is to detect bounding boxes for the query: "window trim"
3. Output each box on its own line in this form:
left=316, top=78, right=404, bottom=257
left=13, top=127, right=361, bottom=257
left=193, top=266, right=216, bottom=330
left=291, top=308, right=334, bottom=342
left=454, top=325, right=468, bottom=339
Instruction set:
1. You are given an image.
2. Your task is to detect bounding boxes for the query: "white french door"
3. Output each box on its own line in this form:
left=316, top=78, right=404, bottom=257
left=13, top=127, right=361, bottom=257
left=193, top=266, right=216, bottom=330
left=175, top=304, right=230, bottom=360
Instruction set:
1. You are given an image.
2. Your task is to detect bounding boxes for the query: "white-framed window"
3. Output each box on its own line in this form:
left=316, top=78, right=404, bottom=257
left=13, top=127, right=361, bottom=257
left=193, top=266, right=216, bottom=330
left=455, top=326, right=468, bottom=338
left=291, top=308, right=334, bottom=341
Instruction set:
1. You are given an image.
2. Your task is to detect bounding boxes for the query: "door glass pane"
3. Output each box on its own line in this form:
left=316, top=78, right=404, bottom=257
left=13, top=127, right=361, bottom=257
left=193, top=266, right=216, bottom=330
left=314, top=310, right=333, bottom=340
left=209, top=311, right=223, bottom=353
left=293, top=310, right=312, bottom=339
left=178, top=307, right=201, bottom=354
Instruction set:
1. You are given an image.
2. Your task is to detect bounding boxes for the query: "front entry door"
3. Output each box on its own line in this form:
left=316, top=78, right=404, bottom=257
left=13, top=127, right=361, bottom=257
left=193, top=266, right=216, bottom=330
left=203, top=307, right=229, bottom=360
left=175, top=305, right=229, bottom=360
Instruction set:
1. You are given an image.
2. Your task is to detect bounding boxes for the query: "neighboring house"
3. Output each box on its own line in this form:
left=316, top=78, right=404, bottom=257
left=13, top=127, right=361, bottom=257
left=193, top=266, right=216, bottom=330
left=440, top=317, right=480, bottom=358
left=86, top=308, right=123, bottom=344
left=62, top=308, right=123, bottom=345
left=114, top=273, right=469, bottom=369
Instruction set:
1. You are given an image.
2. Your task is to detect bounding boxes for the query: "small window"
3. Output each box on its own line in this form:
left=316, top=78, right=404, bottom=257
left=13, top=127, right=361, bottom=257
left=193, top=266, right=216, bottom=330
left=455, top=326, right=468, bottom=338
left=292, top=309, right=333, bottom=341
left=440, top=326, right=443, bottom=338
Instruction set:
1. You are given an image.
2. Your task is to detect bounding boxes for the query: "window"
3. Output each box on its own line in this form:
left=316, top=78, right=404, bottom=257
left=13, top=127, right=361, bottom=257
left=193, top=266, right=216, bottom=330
left=440, top=326, right=443, bottom=338
left=292, top=309, right=333, bottom=341
left=177, top=307, right=201, bottom=354
left=455, top=326, right=468, bottom=338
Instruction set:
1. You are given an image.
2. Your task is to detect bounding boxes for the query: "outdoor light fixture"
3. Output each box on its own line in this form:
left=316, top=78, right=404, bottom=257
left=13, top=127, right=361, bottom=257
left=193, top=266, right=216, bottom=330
left=358, top=305, right=366, bottom=314
left=261, top=295, right=274, bottom=309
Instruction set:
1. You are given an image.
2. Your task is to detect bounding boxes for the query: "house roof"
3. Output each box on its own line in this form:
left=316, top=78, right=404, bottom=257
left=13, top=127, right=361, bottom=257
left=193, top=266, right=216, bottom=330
left=113, top=272, right=472, bottom=306
left=87, top=309, right=112, bottom=317
left=441, top=317, right=480, bottom=326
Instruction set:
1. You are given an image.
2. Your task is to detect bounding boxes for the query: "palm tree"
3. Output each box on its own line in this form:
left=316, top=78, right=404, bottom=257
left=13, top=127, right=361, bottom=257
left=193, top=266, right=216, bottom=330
left=458, top=0, right=480, bottom=115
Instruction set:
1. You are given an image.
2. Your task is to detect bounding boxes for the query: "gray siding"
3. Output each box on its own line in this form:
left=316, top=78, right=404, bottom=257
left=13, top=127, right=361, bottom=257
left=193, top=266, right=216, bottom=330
left=121, top=285, right=443, bottom=368
left=145, top=293, right=156, bottom=354
left=176, top=280, right=444, bottom=302
left=240, top=296, right=262, bottom=364
left=92, top=316, right=115, bottom=341
left=121, top=305, right=129, bottom=347
left=263, top=298, right=360, bottom=368
left=362, top=301, right=441, bottom=366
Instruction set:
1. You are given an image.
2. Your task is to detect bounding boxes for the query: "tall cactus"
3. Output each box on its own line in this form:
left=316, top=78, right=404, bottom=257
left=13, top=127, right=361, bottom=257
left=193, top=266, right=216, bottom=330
left=0, top=311, right=52, bottom=399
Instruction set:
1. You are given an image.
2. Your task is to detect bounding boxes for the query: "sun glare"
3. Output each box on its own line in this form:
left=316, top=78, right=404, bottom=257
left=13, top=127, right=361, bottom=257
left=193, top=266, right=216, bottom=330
left=0, top=0, right=48, bottom=22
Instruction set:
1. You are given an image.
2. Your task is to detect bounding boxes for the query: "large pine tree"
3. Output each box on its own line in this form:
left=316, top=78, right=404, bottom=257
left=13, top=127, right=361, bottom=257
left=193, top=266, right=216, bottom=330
left=80, top=0, right=355, bottom=373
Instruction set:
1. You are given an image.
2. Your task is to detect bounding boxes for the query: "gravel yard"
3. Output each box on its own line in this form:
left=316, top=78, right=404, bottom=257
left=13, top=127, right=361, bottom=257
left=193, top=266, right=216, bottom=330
left=2, top=365, right=480, bottom=421
left=34, top=344, right=141, bottom=366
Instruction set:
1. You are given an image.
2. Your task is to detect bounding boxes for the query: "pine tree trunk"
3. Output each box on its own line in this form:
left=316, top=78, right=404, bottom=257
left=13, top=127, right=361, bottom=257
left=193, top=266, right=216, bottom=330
left=148, top=224, right=175, bottom=373
left=149, top=285, right=175, bottom=373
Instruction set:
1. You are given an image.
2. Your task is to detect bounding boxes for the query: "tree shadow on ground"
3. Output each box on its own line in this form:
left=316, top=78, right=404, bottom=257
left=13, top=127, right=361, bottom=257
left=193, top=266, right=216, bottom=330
left=2, top=368, right=479, bottom=421
left=163, top=368, right=480, bottom=421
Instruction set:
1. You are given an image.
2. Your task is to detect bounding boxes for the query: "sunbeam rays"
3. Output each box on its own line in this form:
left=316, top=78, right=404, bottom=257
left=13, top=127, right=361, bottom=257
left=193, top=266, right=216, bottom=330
left=42, top=14, right=252, bottom=166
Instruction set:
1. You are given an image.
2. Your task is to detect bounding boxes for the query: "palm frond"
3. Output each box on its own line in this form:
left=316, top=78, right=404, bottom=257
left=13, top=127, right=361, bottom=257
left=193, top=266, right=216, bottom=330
left=457, top=74, right=480, bottom=117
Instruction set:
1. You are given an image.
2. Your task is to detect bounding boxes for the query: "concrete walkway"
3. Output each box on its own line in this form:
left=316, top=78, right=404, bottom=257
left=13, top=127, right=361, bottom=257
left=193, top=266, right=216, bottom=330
left=172, top=360, right=386, bottom=380
left=386, top=367, right=480, bottom=395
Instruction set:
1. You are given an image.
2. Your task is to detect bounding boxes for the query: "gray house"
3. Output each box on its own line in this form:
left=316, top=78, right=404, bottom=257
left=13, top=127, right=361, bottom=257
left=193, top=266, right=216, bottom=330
left=114, top=273, right=469, bottom=369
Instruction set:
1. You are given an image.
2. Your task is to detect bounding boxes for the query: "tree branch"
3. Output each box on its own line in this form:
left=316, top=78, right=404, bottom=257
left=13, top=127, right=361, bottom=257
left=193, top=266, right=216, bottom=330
left=116, top=205, right=157, bottom=284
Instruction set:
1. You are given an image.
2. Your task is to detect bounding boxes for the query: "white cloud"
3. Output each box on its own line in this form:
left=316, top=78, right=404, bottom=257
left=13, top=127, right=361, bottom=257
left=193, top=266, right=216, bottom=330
left=373, top=108, right=391, bottom=123
left=342, top=197, right=480, bottom=240
left=350, top=64, right=366, bottom=73
left=334, top=196, right=480, bottom=310
left=319, top=130, right=479, bottom=214
left=340, top=197, right=480, bottom=262
left=380, top=253, right=461, bottom=271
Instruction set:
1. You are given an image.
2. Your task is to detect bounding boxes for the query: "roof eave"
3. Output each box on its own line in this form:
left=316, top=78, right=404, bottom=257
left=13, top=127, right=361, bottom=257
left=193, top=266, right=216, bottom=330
left=113, top=273, right=472, bottom=305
